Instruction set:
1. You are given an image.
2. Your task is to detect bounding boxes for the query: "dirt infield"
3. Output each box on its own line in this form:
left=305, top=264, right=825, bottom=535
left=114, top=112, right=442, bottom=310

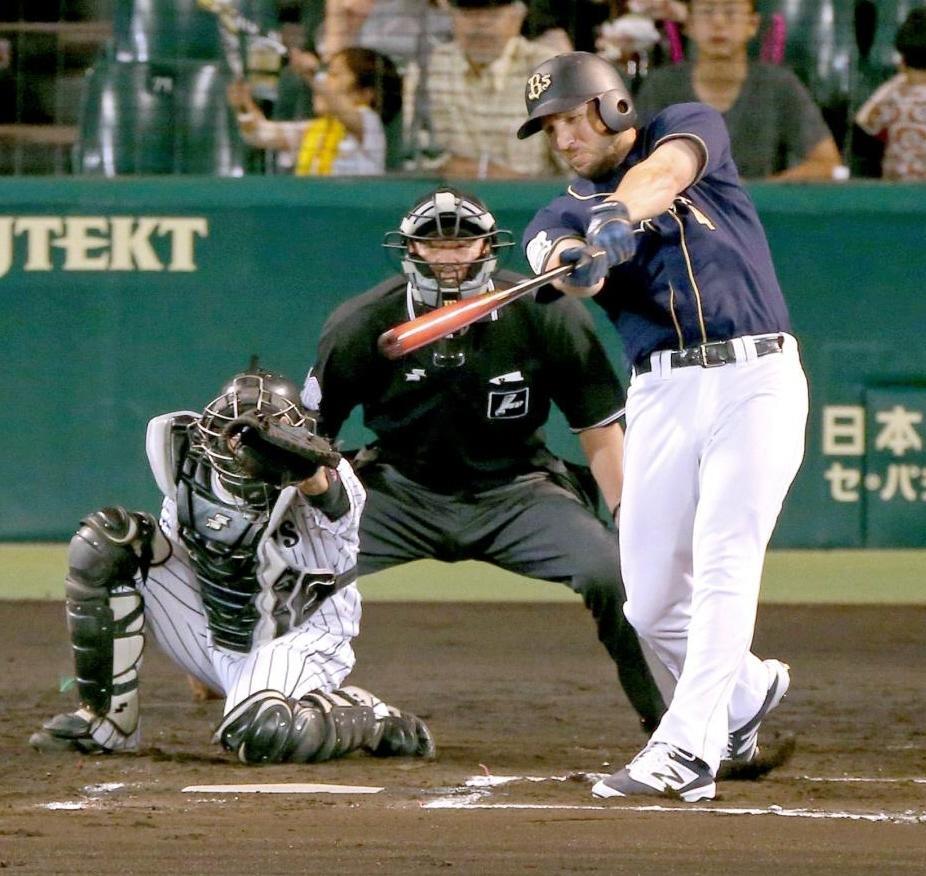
left=3, top=601, right=925, bottom=874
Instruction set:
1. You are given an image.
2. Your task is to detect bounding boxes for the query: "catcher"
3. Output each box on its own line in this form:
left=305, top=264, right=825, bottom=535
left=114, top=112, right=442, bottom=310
left=30, top=366, right=434, bottom=765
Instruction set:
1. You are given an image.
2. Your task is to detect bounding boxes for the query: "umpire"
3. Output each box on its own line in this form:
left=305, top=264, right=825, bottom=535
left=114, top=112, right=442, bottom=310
left=304, top=187, right=668, bottom=732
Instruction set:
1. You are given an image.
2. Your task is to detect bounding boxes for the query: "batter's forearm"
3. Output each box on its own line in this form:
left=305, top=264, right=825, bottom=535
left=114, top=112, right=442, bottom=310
left=610, top=138, right=703, bottom=222
left=610, top=158, right=691, bottom=223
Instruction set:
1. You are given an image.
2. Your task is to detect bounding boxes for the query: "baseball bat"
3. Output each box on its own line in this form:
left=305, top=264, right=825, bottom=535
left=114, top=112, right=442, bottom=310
left=377, top=263, right=574, bottom=360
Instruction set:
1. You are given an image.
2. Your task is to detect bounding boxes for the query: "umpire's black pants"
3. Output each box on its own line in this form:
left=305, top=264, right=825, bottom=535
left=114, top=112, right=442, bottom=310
left=355, top=463, right=667, bottom=732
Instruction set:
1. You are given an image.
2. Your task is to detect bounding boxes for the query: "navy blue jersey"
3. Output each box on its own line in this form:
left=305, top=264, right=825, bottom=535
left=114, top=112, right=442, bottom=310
left=523, top=103, right=792, bottom=367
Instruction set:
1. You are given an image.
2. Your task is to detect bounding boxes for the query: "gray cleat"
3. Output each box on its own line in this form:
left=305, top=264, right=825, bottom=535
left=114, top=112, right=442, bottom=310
left=725, top=659, right=790, bottom=764
left=592, top=741, right=716, bottom=802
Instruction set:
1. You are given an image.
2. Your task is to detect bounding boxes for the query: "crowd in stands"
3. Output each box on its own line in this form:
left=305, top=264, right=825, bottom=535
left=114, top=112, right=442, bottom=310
left=854, top=7, right=926, bottom=180
left=1, top=0, right=925, bottom=180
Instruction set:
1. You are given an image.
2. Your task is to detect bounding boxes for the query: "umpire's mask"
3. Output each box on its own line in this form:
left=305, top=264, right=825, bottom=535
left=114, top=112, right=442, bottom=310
left=383, top=188, right=514, bottom=367
left=193, top=370, right=312, bottom=506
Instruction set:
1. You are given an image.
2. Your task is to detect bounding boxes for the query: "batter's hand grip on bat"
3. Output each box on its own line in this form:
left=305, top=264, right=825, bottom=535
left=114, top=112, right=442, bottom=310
left=377, top=264, right=573, bottom=359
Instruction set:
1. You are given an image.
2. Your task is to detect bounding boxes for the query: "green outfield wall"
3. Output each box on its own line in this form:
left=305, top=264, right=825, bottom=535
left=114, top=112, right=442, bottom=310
left=2, top=178, right=924, bottom=547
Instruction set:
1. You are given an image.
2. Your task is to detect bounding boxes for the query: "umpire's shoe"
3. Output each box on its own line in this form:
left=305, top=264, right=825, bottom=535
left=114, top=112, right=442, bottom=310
left=592, top=742, right=715, bottom=802
left=725, top=659, right=790, bottom=764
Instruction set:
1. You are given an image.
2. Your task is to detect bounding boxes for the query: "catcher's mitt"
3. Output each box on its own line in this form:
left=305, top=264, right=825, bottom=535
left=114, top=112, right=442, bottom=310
left=224, top=413, right=341, bottom=486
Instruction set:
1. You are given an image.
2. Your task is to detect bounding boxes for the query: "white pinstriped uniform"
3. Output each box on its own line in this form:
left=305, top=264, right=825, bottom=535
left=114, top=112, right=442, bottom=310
left=139, top=413, right=366, bottom=716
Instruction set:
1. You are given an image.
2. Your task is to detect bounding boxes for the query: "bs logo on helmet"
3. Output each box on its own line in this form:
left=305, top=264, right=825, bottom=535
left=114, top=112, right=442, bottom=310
left=527, top=73, right=552, bottom=102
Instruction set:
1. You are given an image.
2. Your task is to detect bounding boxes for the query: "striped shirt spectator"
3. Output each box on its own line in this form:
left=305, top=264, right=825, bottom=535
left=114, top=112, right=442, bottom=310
left=404, top=1, right=563, bottom=178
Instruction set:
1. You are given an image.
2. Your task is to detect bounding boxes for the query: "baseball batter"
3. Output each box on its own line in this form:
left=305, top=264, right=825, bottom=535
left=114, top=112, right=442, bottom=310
left=304, top=187, right=670, bottom=734
left=519, top=53, right=807, bottom=801
left=30, top=368, right=434, bottom=764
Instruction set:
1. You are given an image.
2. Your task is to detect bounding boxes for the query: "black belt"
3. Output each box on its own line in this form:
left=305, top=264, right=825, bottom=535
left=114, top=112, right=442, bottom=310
left=634, top=336, right=784, bottom=375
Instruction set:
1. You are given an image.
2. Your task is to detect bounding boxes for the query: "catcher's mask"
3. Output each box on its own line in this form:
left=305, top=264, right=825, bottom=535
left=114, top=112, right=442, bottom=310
left=194, top=370, right=313, bottom=506
left=516, top=51, right=636, bottom=140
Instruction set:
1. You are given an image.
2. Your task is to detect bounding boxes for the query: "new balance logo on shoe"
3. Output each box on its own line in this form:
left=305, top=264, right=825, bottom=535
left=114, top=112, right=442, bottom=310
left=650, top=758, right=701, bottom=789
left=592, top=742, right=716, bottom=803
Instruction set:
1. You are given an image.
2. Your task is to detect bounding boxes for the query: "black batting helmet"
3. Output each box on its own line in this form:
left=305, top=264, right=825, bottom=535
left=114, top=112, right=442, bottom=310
left=516, top=52, right=636, bottom=140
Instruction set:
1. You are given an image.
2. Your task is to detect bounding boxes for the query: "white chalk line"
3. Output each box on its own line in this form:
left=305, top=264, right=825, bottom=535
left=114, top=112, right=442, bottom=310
left=37, top=774, right=925, bottom=821
left=421, top=774, right=926, bottom=824
left=39, top=783, right=129, bottom=811
left=801, top=775, right=926, bottom=784
left=466, top=773, right=926, bottom=788
left=422, top=799, right=926, bottom=824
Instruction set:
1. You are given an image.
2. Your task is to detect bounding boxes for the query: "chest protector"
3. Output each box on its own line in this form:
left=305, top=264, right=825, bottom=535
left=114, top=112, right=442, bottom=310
left=176, top=443, right=277, bottom=652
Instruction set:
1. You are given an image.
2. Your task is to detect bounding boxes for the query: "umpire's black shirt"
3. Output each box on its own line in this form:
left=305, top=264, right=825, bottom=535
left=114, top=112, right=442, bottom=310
left=304, top=271, right=626, bottom=494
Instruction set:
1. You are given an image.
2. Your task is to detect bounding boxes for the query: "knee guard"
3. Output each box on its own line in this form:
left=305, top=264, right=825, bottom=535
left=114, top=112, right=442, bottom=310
left=214, top=686, right=435, bottom=764
left=64, top=506, right=154, bottom=734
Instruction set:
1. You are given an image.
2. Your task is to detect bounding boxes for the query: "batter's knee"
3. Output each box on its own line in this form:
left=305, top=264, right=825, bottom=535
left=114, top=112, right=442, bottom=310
left=622, top=598, right=669, bottom=643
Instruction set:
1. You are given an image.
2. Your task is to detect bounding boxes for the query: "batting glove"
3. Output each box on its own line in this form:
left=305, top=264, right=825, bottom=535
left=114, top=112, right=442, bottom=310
left=587, top=200, right=636, bottom=267
left=560, top=245, right=610, bottom=288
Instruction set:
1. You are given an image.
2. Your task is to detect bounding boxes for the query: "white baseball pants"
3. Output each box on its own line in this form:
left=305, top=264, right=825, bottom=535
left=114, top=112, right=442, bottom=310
left=619, top=334, right=808, bottom=771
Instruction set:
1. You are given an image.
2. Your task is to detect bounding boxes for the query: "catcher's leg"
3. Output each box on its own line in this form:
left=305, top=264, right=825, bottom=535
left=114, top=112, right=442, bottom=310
left=214, top=685, right=435, bottom=765
left=30, top=507, right=159, bottom=754
left=187, top=674, right=222, bottom=702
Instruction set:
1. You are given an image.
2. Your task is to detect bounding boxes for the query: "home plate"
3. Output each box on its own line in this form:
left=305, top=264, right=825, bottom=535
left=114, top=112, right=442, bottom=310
left=182, top=783, right=383, bottom=795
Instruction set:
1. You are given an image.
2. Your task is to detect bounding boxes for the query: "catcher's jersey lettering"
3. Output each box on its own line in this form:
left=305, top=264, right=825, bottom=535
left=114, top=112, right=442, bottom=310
left=0, top=215, right=208, bottom=278
left=277, top=519, right=300, bottom=548
left=488, top=388, right=529, bottom=419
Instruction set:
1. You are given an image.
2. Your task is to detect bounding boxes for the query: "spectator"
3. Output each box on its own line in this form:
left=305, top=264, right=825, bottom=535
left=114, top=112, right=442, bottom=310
left=271, top=3, right=322, bottom=125
left=320, top=0, right=453, bottom=67
left=634, top=0, right=841, bottom=180
left=855, top=7, right=926, bottom=181
left=626, top=0, right=688, bottom=21
left=403, top=0, right=562, bottom=178
left=0, top=38, right=12, bottom=124
left=228, top=46, right=402, bottom=176
left=522, top=1, right=607, bottom=54
left=596, top=10, right=663, bottom=88
left=592, top=1, right=689, bottom=87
